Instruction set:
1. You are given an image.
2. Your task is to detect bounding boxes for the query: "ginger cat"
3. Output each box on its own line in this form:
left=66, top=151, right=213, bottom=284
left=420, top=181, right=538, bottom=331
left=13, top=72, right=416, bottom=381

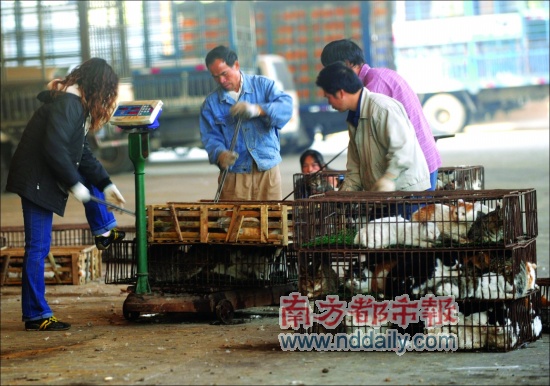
left=411, top=199, right=475, bottom=243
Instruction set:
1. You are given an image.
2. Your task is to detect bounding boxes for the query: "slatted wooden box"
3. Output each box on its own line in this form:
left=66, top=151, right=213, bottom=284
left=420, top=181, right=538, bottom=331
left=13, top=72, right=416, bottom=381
left=147, top=202, right=293, bottom=245
left=0, top=245, right=101, bottom=286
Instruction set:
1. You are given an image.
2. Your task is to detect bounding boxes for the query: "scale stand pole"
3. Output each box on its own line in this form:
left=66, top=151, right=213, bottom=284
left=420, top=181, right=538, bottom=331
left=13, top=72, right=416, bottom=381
left=128, top=132, right=151, bottom=295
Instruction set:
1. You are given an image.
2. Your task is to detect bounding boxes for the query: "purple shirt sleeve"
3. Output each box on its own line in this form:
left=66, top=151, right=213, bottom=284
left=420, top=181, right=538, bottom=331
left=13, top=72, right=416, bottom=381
left=358, top=64, right=442, bottom=173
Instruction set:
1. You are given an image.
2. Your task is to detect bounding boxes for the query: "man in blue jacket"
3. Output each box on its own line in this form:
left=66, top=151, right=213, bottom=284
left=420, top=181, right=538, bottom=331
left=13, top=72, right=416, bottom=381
left=200, top=46, right=293, bottom=200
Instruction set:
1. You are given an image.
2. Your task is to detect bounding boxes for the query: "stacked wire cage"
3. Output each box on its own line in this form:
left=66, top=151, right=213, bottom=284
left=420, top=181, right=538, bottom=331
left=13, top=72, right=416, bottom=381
left=436, top=165, right=485, bottom=190
left=105, top=201, right=298, bottom=303
left=293, top=171, right=347, bottom=199
left=292, top=187, right=542, bottom=352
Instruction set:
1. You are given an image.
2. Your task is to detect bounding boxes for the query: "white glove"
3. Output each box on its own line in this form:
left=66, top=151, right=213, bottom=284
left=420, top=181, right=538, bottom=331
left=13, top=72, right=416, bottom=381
left=218, top=150, right=239, bottom=170
left=230, top=102, right=261, bottom=119
left=70, top=182, right=91, bottom=203
left=372, top=173, right=397, bottom=192
left=104, top=184, right=126, bottom=208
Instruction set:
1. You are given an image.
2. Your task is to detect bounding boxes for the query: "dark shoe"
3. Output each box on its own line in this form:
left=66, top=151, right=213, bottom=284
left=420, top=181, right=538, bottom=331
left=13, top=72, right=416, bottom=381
left=25, top=316, right=71, bottom=331
left=95, top=228, right=125, bottom=250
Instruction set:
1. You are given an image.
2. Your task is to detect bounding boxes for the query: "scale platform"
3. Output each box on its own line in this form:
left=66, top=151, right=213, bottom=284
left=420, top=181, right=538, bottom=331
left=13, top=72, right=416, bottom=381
left=110, top=100, right=163, bottom=127
left=122, top=284, right=297, bottom=324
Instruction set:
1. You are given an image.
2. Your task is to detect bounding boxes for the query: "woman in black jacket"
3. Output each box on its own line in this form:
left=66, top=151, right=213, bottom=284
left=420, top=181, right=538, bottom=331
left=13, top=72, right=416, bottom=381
left=6, top=58, right=126, bottom=331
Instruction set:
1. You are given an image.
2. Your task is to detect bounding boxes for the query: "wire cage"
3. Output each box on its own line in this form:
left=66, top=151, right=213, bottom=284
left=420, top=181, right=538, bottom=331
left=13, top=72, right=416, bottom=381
left=293, top=189, right=537, bottom=250
left=0, top=224, right=135, bottom=249
left=1, top=224, right=95, bottom=248
left=144, top=243, right=298, bottom=293
left=292, top=171, right=346, bottom=199
left=105, top=240, right=298, bottom=292
left=294, top=242, right=541, bottom=352
left=437, top=165, right=485, bottom=190
left=103, top=239, right=137, bottom=285
left=106, top=202, right=296, bottom=291
left=297, top=240, right=537, bottom=303
left=426, top=291, right=543, bottom=352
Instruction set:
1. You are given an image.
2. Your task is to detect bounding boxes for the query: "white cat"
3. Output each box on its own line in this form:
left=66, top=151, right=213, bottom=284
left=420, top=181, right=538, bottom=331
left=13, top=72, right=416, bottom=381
left=434, top=311, right=488, bottom=350
left=411, top=258, right=459, bottom=296
left=342, top=314, right=393, bottom=334
left=344, top=265, right=373, bottom=295
left=354, top=216, right=440, bottom=248
left=474, top=272, right=515, bottom=299
left=487, top=322, right=519, bottom=350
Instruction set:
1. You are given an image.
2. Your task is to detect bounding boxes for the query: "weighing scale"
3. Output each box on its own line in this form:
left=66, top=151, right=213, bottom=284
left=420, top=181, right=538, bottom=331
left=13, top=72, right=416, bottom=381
left=110, top=100, right=296, bottom=324
left=109, top=100, right=163, bottom=296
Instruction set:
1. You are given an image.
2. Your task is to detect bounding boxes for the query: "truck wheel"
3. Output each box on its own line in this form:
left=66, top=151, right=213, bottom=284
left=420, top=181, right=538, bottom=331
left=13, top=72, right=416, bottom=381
left=422, top=93, right=467, bottom=135
left=93, top=145, right=134, bottom=175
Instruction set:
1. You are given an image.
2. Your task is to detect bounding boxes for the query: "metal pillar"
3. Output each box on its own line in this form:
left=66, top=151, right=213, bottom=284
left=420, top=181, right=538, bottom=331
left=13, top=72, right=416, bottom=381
left=128, top=132, right=151, bottom=295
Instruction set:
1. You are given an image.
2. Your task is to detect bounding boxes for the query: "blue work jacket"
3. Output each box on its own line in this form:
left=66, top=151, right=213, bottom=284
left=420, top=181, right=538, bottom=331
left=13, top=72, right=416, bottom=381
left=199, top=72, right=293, bottom=173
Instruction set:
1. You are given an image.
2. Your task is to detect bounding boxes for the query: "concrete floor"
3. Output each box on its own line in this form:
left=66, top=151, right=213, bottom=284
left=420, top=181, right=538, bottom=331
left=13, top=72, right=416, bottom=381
left=0, top=281, right=549, bottom=385
left=1, top=102, right=549, bottom=385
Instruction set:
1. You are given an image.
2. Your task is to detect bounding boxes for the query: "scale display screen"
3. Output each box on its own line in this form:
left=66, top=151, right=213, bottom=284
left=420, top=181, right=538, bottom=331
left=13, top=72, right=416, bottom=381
left=110, top=100, right=163, bottom=126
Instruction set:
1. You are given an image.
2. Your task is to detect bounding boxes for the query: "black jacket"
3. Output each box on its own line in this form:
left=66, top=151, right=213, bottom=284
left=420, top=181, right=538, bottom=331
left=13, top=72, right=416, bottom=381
left=6, top=90, right=111, bottom=216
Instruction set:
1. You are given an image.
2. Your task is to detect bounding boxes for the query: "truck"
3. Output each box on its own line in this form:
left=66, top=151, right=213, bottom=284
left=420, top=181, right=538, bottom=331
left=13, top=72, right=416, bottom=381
left=254, top=1, right=549, bottom=136
left=1, top=1, right=311, bottom=194
left=126, top=1, right=310, bottom=155
left=1, top=1, right=136, bottom=192
left=3, top=1, right=548, bottom=193
left=0, top=66, right=136, bottom=192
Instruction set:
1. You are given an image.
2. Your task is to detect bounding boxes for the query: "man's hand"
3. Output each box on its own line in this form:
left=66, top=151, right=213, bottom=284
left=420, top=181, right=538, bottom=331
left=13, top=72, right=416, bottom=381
left=372, top=173, right=397, bottom=192
left=230, top=102, right=261, bottom=119
left=218, top=150, right=239, bottom=170
left=70, top=182, right=91, bottom=203
left=104, top=184, right=126, bottom=209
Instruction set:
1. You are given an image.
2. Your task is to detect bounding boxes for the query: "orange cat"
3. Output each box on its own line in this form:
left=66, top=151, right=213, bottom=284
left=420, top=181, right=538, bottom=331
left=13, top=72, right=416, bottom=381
left=411, top=199, right=475, bottom=243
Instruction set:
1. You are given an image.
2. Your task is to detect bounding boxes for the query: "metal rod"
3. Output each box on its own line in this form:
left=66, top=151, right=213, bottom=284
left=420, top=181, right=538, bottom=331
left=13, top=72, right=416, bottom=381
left=89, top=195, right=136, bottom=216
left=214, top=116, right=243, bottom=202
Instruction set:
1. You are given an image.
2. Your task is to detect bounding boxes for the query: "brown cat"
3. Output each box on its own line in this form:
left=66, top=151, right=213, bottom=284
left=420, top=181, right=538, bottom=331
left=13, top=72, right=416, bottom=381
left=300, top=261, right=340, bottom=299
left=467, top=204, right=504, bottom=244
left=411, top=199, right=475, bottom=243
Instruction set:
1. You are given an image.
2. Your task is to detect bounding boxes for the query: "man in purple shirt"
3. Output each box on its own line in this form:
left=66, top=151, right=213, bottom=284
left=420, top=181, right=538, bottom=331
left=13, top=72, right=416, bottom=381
left=321, top=39, right=442, bottom=190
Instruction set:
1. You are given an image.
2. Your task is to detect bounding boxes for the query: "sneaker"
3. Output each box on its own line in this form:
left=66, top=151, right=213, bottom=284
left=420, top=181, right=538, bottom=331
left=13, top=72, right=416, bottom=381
left=25, top=316, right=71, bottom=331
left=95, top=228, right=125, bottom=250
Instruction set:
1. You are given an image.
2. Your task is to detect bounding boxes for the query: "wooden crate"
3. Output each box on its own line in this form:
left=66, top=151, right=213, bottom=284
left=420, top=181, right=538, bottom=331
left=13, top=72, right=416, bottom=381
left=0, top=245, right=101, bottom=286
left=147, top=202, right=293, bottom=245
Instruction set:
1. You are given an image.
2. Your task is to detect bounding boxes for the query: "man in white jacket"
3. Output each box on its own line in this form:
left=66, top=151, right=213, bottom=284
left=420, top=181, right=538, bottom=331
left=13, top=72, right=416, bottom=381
left=315, top=61, right=430, bottom=193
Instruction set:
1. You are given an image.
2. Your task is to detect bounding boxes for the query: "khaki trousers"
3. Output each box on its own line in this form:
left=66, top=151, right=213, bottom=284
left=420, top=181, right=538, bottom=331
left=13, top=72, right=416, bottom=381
left=218, top=164, right=282, bottom=201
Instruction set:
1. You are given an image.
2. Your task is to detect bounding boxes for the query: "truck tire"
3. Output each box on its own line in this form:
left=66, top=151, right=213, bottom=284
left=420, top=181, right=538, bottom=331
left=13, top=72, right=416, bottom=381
left=422, top=93, right=467, bottom=135
left=93, top=145, right=134, bottom=175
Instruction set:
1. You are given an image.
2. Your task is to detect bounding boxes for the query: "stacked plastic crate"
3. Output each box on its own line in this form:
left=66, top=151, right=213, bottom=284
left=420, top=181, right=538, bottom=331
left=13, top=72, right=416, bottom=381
left=255, top=2, right=363, bottom=105
left=292, top=187, right=542, bottom=352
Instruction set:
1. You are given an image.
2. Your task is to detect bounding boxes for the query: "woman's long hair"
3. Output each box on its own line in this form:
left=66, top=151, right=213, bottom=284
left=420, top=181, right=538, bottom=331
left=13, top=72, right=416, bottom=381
left=300, top=149, right=327, bottom=170
left=49, top=58, right=118, bottom=132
